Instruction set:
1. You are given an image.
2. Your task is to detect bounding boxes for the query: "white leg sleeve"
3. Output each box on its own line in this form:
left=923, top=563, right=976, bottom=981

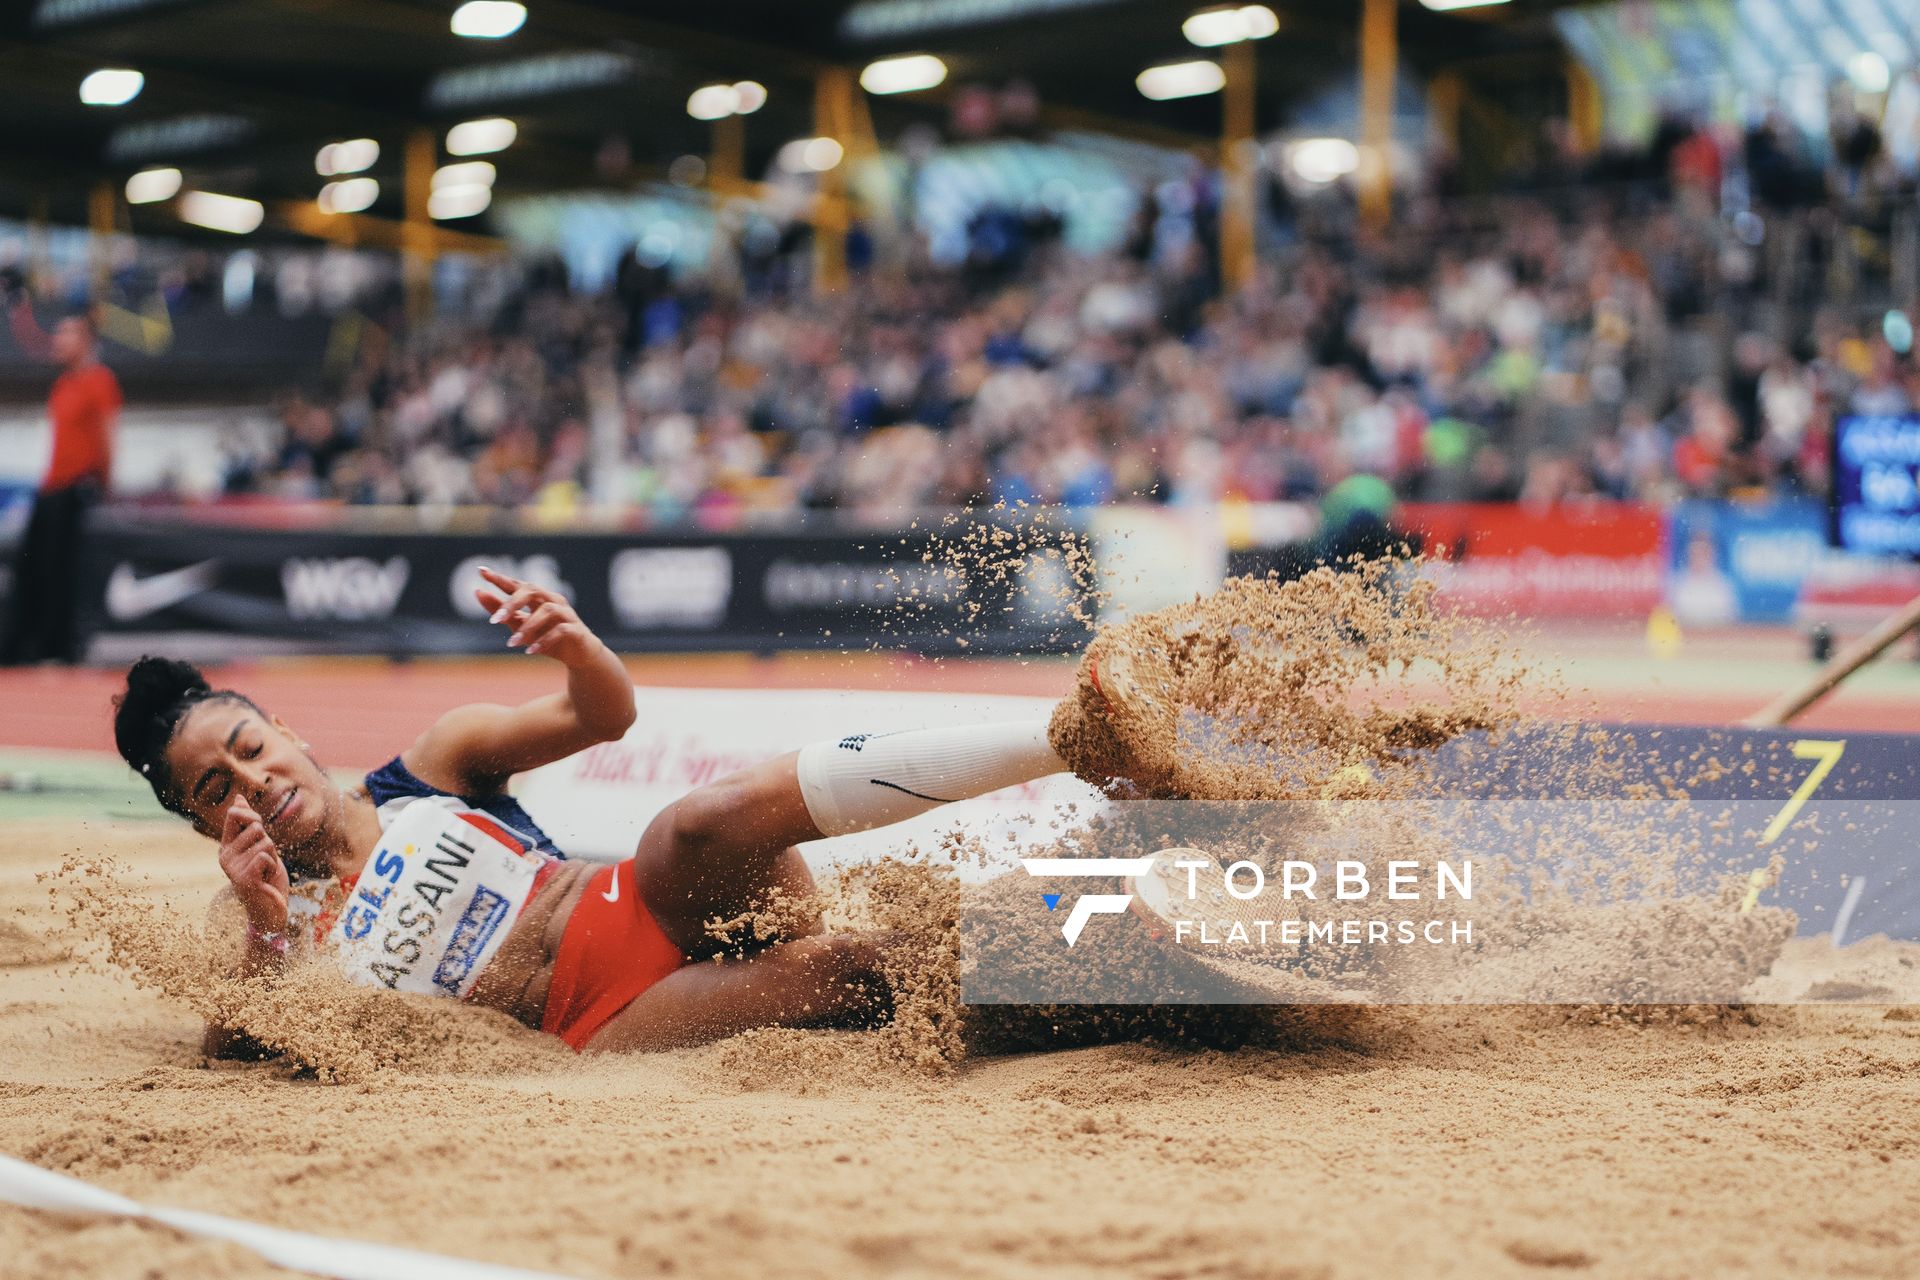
left=794, top=720, right=1067, bottom=838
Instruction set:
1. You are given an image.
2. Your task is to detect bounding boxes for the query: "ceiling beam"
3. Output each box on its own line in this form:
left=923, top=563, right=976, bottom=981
left=276, top=201, right=505, bottom=254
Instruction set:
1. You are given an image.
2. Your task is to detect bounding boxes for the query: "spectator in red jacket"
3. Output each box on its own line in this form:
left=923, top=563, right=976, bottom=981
left=2, top=298, right=122, bottom=665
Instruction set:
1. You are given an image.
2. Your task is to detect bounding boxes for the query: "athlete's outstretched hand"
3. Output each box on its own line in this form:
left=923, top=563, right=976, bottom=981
left=474, top=566, right=602, bottom=666
left=220, top=798, right=290, bottom=930
left=414, top=566, right=634, bottom=781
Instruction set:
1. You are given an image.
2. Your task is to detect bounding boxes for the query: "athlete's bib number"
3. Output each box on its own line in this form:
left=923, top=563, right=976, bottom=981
left=329, top=802, right=540, bottom=999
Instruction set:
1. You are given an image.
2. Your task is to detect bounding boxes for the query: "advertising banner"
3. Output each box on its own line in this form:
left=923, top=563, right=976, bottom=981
left=1666, top=499, right=1826, bottom=625
left=1394, top=501, right=1667, bottom=618
left=0, top=481, right=31, bottom=616
left=81, top=512, right=1094, bottom=655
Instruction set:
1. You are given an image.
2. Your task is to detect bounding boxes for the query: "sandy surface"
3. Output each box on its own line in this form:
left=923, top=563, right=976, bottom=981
left=4, top=817, right=1919, bottom=1280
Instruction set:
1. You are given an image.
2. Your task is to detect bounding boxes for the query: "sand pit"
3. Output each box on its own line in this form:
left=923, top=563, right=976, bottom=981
left=6, top=560, right=1919, bottom=1277
left=5, top=817, right=1920, bottom=1279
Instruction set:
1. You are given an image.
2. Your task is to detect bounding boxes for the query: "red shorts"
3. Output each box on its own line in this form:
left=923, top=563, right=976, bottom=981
left=541, top=859, right=687, bottom=1051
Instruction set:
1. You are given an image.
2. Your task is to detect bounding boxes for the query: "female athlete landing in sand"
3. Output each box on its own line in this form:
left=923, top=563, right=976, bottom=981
left=113, top=567, right=1146, bottom=1057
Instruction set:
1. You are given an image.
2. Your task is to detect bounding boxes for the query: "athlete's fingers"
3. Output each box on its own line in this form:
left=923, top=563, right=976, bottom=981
left=510, top=601, right=569, bottom=649
left=228, top=833, right=275, bottom=872
left=507, top=600, right=565, bottom=647
left=488, top=594, right=529, bottom=627
left=489, top=583, right=552, bottom=627
left=221, top=802, right=253, bottom=842
left=525, top=621, right=582, bottom=656
left=246, top=850, right=289, bottom=912
left=474, top=585, right=508, bottom=616
left=220, top=834, right=274, bottom=887
left=476, top=566, right=522, bottom=596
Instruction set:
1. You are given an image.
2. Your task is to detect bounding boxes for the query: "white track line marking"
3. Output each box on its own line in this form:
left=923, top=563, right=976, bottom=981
left=1830, top=877, right=1869, bottom=950
left=0, top=1153, right=581, bottom=1280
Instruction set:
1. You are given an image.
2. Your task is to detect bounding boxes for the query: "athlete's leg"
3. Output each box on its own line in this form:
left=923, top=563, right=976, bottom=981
left=630, top=751, right=820, bottom=956
left=632, top=721, right=1064, bottom=955
left=581, top=933, right=893, bottom=1053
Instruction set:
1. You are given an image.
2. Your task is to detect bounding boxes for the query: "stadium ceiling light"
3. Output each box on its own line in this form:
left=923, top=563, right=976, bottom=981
left=427, top=49, right=632, bottom=110
left=731, top=81, right=767, bottom=113
left=687, top=83, right=740, bottom=120
left=124, top=167, right=182, bottom=204
left=1136, top=60, right=1225, bottom=101
left=778, top=136, right=844, bottom=172
left=432, top=160, right=497, bottom=189
left=1849, top=51, right=1891, bottom=94
left=317, top=177, right=379, bottom=215
left=446, top=116, right=517, bottom=155
left=315, top=138, right=380, bottom=176
left=178, top=190, right=264, bottom=234
left=79, top=68, right=143, bottom=106
left=428, top=184, right=492, bottom=219
left=450, top=0, right=526, bottom=38
left=687, top=81, right=767, bottom=121
left=1182, top=5, right=1277, bottom=47
left=1416, top=0, right=1509, bottom=9
left=803, top=137, right=844, bottom=170
left=860, top=54, right=948, bottom=95
left=1288, top=137, right=1358, bottom=184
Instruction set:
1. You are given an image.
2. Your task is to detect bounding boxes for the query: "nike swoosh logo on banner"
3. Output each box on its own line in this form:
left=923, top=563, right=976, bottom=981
left=601, top=873, right=621, bottom=904
left=105, top=560, right=220, bottom=621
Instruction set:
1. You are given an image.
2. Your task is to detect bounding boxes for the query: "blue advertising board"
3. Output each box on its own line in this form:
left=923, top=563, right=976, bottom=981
left=1833, top=413, right=1920, bottom=556
left=1667, top=499, right=1824, bottom=624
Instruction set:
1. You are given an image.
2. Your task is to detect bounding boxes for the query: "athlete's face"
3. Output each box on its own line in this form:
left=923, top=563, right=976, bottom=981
left=164, top=699, right=340, bottom=854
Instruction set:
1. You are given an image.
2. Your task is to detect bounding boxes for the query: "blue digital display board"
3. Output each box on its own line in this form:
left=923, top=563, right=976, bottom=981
left=1833, top=414, right=1920, bottom=557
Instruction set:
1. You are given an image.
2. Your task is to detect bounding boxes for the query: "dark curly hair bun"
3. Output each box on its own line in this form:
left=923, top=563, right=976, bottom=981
left=113, top=656, right=245, bottom=812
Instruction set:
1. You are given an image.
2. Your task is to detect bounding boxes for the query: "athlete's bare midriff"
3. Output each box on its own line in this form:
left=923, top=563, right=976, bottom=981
left=463, top=859, right=597, bottom=1028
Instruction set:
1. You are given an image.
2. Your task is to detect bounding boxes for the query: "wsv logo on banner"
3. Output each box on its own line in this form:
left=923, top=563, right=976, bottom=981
left=282, top=557, right=410, bottom=621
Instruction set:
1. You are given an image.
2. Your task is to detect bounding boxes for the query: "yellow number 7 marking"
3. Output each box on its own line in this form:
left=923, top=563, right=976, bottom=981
left=1740, top=739, right=1846, bottom=912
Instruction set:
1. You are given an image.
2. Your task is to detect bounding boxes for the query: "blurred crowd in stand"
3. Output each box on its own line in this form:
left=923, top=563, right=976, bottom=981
left=37, top=93, right=1920, bottom=523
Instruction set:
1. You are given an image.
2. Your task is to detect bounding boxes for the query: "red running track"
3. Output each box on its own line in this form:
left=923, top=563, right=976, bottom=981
left=3, top=647, right=1915, bottom=772
left=0, top=653, right=1078, bottom=769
